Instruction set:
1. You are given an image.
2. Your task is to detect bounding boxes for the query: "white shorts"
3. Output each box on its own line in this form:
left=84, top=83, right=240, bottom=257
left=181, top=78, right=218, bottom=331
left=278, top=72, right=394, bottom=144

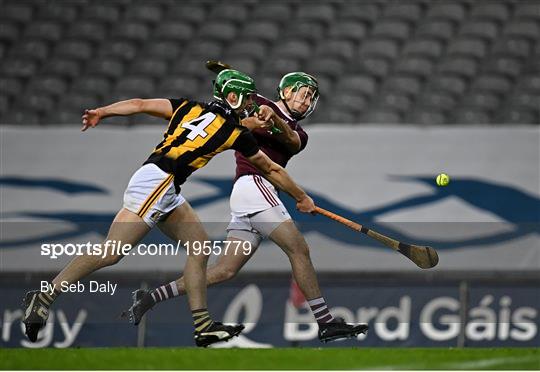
left=227, top=175, right=291, bottom=245
left=123, top=164, right=185, bottom=227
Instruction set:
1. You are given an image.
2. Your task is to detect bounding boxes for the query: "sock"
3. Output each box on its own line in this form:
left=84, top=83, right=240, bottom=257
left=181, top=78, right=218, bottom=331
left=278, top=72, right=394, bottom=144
left=192, top=308, right=214, bottom=332
left=38, top=287, right=60, bottom=308
left=308, top=297, right=334, bottom=324
left=149, top=281, right=179, bottom=304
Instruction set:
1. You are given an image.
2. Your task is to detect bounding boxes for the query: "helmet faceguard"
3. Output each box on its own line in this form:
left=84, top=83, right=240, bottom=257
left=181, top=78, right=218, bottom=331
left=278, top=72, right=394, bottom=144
left=278, top=72, right=320, bottom=120
left=213, top=69, right=257, bottom=110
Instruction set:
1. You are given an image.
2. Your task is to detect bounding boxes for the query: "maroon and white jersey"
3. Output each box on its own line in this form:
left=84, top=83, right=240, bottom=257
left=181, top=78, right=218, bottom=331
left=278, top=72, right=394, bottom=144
left=234, top=94, right=308, bottom=180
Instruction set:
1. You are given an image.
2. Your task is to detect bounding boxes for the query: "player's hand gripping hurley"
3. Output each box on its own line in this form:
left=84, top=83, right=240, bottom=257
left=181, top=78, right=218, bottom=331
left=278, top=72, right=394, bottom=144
left=315, top=207, right=439, bottom=269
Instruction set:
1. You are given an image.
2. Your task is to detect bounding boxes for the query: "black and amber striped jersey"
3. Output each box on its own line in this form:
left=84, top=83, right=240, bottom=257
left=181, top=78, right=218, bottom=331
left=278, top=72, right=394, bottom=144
left=144, top=98, right=259, bottom=188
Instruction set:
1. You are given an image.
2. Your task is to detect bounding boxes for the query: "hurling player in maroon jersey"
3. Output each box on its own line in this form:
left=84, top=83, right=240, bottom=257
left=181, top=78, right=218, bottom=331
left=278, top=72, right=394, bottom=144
left=126, top=72, right=368, bottom=343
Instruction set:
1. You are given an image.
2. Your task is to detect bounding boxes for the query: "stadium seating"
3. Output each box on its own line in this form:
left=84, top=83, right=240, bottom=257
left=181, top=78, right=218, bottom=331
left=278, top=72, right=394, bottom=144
left=0, top=0, right=538, bottom=125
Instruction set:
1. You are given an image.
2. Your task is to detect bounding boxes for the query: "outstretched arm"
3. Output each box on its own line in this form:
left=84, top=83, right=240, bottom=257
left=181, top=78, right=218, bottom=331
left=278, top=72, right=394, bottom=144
left=81, top=98, right=173, bottom=131
left=246, top=150, right=314, bottom=213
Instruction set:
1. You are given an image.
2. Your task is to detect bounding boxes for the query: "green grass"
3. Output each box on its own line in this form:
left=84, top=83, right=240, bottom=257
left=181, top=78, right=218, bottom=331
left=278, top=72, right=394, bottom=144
left=1, top=348, right=538, bottom=370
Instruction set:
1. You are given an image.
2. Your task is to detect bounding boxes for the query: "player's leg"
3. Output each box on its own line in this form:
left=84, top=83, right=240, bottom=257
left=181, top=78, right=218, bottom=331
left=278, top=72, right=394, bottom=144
left=150, top=201, right=245, bottom=346
left=23, top=208, right=150, bottom=342
left=254, top=207, right=369, bottom=342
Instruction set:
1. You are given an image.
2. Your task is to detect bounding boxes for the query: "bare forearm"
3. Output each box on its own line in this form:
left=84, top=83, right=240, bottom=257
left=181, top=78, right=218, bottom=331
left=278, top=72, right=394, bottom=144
left=96, top=99, right=144, bottom=119
left=272, top=116, right=301, bottom=152
left=264, top=165, right=307, bottom=202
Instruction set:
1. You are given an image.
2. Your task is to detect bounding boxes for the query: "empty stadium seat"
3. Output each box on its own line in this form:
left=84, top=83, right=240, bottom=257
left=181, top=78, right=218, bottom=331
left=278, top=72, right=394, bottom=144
left=484, top=56, right=523, bottom=78
left=376, top=91, right=413, bottom=112
left=188, top=39, right=224, bottom=59
left=351, top=57, right=391, bottom=78
left=114, top=77, right=156, bottom=97
left=0, top=21, right=19, bottom=45
left=68, top=21, right=108, bottom=42
left=383, top=75, right=423, bottom=96
left=257, top=75, right=282, bottom=98
left=241, top=21, right=280, bottom=42
left=328, top=21, right=368, bottom=42
left=337, top=3, right=381, bottom=24
left=503, top=21, right=540, bottom=41
left=124, top=4, right=163, bottom=24
left=171, top=58, right=215, bottom=79
left=470, top=2, right=510, bottom=23
left=224, top=41, right=267, bottom=61
left=0, top=95, right=10, bottom=116
left=336, top=74, right=377, bottom=96
left=452, top=107, right=492, bottom=124
left=508, top=92, right=540, bottom=111
left=407, top=108, right=447, bottom=125
left=26, top=76, right=68, bottom=97
left=438, top=57, right=478, bottom=78
left=1, top=110, right=40, bottom=125
left=98, top=39, right=138, bottom=61
left=165, top=5, right=207, bottom=25
left=0, top=77, right=24, bottom=98
left=86, top=58, right=125, bottom=79
left=71, top=76, right=112, bottom=96
left=429, top=75, right=468, bottom=96
left=371, top=20, right=412, bottom=42
left=417, top=90, right=457, bottom=111
left=361, top=108, right=402, bottom=123
left=304, top=58, right=345, bottom=79
left=359, top=39, right=399, bottom=60
left=394, top=57, right=435, bottom=78
left=208, top=4, right=249, bottom=23
left=1, top=57, right=38, bottom=78
left=41, top=58, right=82, bottom=79
left=59, top=92, right=101, bottom=112
left=459, top=21, right=499, bottom=42
left=158, top=75, right=200, bottom=97
left=144, top=41, right=182, bottom=60
left=402, top=38, right=444, bottom=59
left=471, top=74, right=513, bottom=95
left=17, top=92, right=56, bottom=114
left=426, top=2, right=466, bottom=24
left=315, top=40, right=355, bottom=60
left=111, top=22, right=150, bottom=42
left=198, top=22, right=237, bottom=42
left=55, top=40, right=93, bottom=60
left=24, top=21, right=63, bottom=42
left=129, top=60, right=169, bottom=78
left=514, top=2, right=540, bottom=21
left=297, top=4, right=335, bottom=25
left=497, top=108, right=538, bottom=124
left=1, top=4, right=34, bottom=24
left=384, top=2, right=422, bottom=23
left=85, top=4, right=121, bottom=23
left=461, top=92, right=501, bottom=111
left=251, top=4, right=292, bottom=23
left=492, top=38, right=532, bottom=59
left=153, top=22, right=194, bottom=42
left=261, top=58, right=302, bottom=75
left=272, top=39, right=312, bottom=60
left=516, top=74, right=540, bottom=93
left=9, top=39, right=49, bottom=60
left=283, top=21, right=326, bottom=43
left=37, top=3, right=78, bottom=23
left=313, top=108, right=358, bottom=123
left=415, top=20, right=455, bottom=41
left=447, top=38, right=488, bottom=59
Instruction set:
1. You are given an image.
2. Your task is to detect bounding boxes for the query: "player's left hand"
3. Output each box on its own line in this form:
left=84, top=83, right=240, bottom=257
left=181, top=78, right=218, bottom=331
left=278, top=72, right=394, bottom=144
left=241, top=116, right=270, bottom=131
left=296, top=195, right=316, bottom=214
left=81, top=109, right=101, bottom=131
left=256, top=105, right=275, bottom=122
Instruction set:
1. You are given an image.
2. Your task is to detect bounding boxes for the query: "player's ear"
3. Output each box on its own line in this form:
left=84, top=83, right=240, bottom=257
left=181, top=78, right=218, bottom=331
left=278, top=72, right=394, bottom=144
left=226, top=91, right=239, bottom=106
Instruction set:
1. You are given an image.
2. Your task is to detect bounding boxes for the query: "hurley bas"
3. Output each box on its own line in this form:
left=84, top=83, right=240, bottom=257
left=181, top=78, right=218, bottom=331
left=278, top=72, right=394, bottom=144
left=41, top=281, right=117, bottom=296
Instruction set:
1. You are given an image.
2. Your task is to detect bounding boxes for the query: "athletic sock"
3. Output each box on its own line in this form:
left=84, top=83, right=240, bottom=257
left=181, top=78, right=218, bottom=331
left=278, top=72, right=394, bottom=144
left=38, top=287, right=60, bottom=308
left=308, top=297, right=334, bottom=324
left=149, top=281, right=179, bottom=304
left=192, top=309, right=214, bottom=332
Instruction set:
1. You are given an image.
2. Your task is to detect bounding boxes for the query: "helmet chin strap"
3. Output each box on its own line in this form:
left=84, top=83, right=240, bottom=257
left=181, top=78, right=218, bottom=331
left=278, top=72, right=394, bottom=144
left=281, top=98, right=304, bottom=120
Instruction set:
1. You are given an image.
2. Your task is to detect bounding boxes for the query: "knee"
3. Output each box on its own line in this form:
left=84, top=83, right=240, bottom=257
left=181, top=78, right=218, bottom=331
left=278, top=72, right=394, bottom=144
left=97, top=254, right=123, bottom=268
left=217, top=264, right=239, bottom=282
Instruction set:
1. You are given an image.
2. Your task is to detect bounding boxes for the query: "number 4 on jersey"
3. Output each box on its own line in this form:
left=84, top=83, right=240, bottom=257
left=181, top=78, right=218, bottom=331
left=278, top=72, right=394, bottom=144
left=181, top=112, right=216, bottom=140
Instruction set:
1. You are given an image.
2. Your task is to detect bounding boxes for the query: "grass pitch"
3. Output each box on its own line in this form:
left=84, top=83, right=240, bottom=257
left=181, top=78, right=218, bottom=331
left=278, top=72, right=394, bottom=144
left=1, top=347, right=538, bottom=370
